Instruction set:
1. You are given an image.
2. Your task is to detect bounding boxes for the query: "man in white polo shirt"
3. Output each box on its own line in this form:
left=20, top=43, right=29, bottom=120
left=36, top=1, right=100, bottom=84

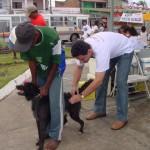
left=69, top=32, right=134, bottom=130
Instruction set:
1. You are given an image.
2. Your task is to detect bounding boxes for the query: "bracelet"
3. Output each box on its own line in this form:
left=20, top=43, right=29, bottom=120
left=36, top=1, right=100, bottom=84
left=80, top=93, right=85, bottom=99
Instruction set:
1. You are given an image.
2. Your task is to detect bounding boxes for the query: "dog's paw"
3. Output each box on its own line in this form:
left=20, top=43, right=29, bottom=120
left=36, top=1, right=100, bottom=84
left=78, top=131, right=83, bottom=134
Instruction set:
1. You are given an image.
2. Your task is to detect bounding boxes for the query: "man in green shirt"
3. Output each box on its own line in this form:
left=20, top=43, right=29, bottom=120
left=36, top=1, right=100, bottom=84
left=15, top=21, right=64, bottom=150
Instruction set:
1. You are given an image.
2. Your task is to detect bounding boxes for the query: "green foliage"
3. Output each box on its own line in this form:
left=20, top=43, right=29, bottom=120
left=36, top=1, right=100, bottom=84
left=64, top=47, right=72, bottom=58
left=0, top=52, right=24, bottom=65
left=0, top=39, right=8, bottom=50
left=0, top=53, right=28, bottom=89
left=138, top=0, right=147, bottom=7
left=0, top=63, right=28, bottom=89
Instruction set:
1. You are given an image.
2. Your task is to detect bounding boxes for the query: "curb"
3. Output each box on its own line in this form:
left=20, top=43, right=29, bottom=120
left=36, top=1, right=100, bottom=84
left=0, top=69, right=31, bottom=101
left=0, top=59, right=79, bottom=101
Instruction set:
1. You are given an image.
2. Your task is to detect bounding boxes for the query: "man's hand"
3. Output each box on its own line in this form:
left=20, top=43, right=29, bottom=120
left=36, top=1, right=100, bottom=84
left=69, top=94, right=81, bottom=104
left=31, top=79, right=37, bottom=85
left=71, top=86, right=79, bottom=96
left=40, top=86, right=49, bottom=97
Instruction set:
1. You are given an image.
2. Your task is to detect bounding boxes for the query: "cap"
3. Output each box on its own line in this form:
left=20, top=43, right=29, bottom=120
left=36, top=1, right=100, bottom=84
left=15, top=21, right=36, bottom=52
left=26, top=5, right=37, bottom=17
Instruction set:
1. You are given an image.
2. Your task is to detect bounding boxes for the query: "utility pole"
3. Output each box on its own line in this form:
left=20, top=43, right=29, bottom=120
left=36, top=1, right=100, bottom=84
left=49, top=0, right=52, bottom=14
left=110, top=0, right=114, bottom=31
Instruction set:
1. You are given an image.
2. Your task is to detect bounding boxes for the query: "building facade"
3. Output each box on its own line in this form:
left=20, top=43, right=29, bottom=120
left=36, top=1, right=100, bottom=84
left=55, top=0, right=108, bottom=9
left=55, top=0, right=80, bottom=8
left=1, top=0, right=48, bottom=13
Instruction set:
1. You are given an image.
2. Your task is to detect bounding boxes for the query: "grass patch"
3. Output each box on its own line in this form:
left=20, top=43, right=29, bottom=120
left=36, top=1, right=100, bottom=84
left=0, top=52, right=24, bottom=65
left=0, top=52, right=28, bottom=88
left=0, top=62, right=28, bottom=88
left=64, top=47, right=72, bottom=58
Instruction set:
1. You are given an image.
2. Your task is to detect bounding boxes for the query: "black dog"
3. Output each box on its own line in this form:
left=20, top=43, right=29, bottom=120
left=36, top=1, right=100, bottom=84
left=16, top=83, right=50, bottom=150
left=64, top=79, right=93, bottom=133
left=16, top=79, right=93, bottom=149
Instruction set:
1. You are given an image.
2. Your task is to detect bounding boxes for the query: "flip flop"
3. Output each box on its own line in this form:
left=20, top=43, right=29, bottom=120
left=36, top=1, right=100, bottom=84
left=45, top=139, right=60, bottom=150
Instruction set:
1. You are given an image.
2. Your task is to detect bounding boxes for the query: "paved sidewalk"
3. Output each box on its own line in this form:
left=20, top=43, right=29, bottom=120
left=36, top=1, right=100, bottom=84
left=0, top=61, right=150, bottom=150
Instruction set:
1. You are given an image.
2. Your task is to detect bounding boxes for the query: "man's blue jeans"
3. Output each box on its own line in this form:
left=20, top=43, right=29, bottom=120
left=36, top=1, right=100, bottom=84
left=37, top=76, right=64, bottom=141
left=94, top=52, right=133, bottom=122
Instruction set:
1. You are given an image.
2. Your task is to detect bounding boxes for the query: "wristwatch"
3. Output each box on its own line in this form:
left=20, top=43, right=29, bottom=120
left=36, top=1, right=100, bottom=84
left=80, top=93, right=85, bottom=99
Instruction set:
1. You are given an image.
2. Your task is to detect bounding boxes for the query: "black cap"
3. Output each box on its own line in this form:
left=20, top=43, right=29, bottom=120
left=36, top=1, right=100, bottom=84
left=15, top=21, right=36, bottom=52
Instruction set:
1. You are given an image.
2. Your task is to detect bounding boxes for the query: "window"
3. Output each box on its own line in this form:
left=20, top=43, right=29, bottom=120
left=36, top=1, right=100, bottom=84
left=45, top=19, right=49, bottom=26
left=12, top=16, right=20, bottom=27
left=96, top=2, right=106, bottom=8
left=12, top=2, right=22, bottom=9
left=51, top=17, right=63, bottom=26
left=21, top=16, right=28, bottom=23
left=64, top=16, right=76, bottom=27
left=0, top=20, right=10, bottom=32
left=0, top=0, right=2, bottom=9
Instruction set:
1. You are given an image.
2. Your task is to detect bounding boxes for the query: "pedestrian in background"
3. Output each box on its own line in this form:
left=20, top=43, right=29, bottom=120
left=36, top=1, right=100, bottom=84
left=26, top=5, right=46, bottom=26
left=82, top=20, right=91, bottom=40
left=9, top=26, right=17, bottom=59
left=140, top=26, right=148, bottom=48
left=90, top=21, right=99, bottom=35
left=99, top=23, right=105, bottom=32
left=119, top=25, right=146, bottom=51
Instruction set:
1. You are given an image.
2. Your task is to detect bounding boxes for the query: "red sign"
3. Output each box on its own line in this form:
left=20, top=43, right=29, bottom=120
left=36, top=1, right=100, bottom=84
left=114, top=13, right=122, bottom=17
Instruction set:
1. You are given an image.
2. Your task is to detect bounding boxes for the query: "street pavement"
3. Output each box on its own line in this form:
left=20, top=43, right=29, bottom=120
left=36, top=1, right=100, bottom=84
left=0, top=60, right=150, bottom=150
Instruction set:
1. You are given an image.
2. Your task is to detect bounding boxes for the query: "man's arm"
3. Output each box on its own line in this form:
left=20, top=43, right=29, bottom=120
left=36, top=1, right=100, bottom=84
left=28, top=60, right=37, bottom=84
left=44, top=63, right=58, bottom=91
left=71, top=65, right=84, bottom=95
left=39, top=63, right=58, bottom=96
left=69, top=71, right=105, bottom=104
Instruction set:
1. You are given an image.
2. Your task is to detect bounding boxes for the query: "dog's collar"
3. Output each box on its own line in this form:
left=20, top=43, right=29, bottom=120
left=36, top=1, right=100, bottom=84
left=35, top=94, right=40, bottom=99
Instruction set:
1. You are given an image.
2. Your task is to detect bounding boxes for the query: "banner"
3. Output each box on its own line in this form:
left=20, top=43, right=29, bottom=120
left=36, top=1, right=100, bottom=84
left=120, top=13, right=143, bottom=23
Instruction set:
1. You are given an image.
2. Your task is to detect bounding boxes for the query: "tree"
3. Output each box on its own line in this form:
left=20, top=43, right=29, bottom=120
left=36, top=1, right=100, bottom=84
left=138, top=0, right=147, bottom=8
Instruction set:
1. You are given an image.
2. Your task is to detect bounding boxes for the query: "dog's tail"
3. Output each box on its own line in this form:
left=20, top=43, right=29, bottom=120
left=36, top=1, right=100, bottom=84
left=78, top=79, right=93, bottom=93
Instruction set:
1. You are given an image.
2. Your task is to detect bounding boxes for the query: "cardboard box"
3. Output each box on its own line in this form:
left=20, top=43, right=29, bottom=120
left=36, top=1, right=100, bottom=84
left=140, top=58, right=150, bottom=76
left=79, top=81, right=95, bottom=100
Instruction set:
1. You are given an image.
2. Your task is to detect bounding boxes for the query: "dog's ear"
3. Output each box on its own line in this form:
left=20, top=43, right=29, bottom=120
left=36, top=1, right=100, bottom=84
left=64, top=92, right=72, bottom=100
left=16, top=85, right=24, bottom=91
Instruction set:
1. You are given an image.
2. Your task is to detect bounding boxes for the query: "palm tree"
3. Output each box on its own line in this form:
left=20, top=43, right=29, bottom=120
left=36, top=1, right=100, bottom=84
left=138, top=0, right=147, bottom=8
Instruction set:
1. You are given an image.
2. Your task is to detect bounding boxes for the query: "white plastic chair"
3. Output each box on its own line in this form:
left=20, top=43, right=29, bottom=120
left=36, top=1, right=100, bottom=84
left=110, top=50, right=150, bottom=99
